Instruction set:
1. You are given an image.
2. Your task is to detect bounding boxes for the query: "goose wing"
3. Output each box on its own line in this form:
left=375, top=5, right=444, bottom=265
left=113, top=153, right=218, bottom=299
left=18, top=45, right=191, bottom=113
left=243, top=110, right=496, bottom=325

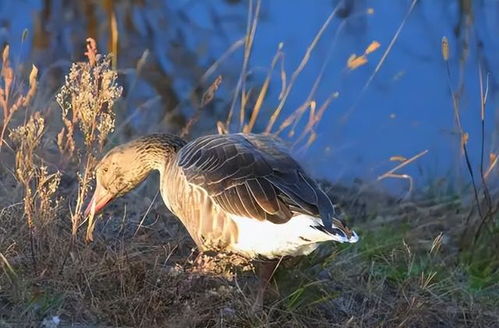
left=176, top=133, right=335, bottom=225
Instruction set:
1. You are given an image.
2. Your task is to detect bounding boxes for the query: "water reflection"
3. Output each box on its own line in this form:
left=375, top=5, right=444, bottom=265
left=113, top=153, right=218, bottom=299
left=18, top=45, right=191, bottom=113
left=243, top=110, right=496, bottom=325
left=0, top=0, right=497, bottom=195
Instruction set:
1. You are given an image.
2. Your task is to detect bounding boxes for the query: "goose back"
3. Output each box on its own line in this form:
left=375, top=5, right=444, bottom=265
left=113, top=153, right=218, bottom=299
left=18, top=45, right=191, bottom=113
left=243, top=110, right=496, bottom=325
left=176, top=133, right=336, bottom=225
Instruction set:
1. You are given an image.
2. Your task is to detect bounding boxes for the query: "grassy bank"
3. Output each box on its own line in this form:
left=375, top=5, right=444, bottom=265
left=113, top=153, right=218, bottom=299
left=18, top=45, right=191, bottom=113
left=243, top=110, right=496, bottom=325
left=0, top=17, right=498, bottom=327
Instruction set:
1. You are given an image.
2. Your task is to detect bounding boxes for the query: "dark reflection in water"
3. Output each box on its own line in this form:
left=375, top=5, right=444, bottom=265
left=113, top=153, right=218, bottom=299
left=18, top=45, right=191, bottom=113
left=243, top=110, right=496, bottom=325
left=0, top=0, right=497, bottom=195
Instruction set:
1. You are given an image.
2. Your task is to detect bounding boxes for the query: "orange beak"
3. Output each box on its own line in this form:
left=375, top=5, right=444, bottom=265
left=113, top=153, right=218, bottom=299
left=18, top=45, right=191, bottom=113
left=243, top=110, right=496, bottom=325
left=84, top=183, right=114, bottom=216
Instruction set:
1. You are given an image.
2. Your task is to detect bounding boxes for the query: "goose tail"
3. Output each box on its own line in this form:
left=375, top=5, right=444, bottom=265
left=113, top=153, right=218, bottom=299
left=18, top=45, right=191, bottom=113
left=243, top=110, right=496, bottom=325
left=313, top=217, right=359, bottom=243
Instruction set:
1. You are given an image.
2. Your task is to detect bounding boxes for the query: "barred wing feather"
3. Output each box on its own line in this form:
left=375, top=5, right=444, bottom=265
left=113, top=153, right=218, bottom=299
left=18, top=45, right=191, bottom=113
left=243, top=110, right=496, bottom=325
left=177, top=133, right=335, bottom=225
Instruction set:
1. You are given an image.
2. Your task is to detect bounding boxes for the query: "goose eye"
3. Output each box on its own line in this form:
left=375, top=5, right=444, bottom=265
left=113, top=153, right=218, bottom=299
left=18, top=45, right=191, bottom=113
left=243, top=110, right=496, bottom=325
left=102, top=167, right=109, bottom=173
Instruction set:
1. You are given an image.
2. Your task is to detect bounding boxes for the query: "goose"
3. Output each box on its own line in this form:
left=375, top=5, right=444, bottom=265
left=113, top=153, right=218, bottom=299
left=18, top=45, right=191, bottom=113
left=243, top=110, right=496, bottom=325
left=85, top=133, right=358, bottom=309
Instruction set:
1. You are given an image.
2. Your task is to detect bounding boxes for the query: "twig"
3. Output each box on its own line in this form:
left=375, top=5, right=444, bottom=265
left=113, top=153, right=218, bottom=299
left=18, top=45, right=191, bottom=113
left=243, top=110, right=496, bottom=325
left=181, top=75, right=222, bottom=137
left=244, top=44, right=283, bottom=133
left=378, top=150, right=428, bottom=180
left=477, top=64, right=492, bottom=209
left=441, top=37, right=483, bottom=225
left=201, top=39, right=244, bottom=84
left=28, top=224, right=37, bottom=274
left=377, top=150, right=428, bottom=199
left=293, top=91, right=339, bottom=149
left=133, top=191, right=160, bottom=238
left=473, top=60, right=493, bottom=244
left=58, top=234, right=75, bottom=275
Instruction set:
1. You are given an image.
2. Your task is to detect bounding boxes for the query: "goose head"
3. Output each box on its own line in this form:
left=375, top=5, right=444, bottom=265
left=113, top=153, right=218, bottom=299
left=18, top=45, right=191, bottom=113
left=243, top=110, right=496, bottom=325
left=84, top=143, right=151, bottom=216
left=84, top=134, right=186, bottom=216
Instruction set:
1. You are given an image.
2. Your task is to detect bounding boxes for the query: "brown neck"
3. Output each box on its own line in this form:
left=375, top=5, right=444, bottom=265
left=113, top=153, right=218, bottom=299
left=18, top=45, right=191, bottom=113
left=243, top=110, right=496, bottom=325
left=132, top=134, right=187, bottom=172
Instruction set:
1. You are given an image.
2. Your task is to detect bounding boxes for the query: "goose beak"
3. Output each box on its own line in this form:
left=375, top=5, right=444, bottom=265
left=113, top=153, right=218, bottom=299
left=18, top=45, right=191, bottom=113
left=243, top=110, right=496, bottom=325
left=84, top=184, right=114, bottom=216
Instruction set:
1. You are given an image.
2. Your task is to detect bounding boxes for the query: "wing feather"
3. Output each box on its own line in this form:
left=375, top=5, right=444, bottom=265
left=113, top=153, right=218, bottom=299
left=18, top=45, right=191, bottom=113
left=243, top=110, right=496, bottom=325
left=177, top=133, right=335, bottom=224
left=246, top=178, right=279, bottom=214
left=236, top=184, right=262, bottom=219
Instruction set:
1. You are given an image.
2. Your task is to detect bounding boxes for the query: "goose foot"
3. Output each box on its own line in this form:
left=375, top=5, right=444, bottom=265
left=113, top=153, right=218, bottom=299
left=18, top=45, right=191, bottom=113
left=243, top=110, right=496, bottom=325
left=251, top=260, right=279, bottom=312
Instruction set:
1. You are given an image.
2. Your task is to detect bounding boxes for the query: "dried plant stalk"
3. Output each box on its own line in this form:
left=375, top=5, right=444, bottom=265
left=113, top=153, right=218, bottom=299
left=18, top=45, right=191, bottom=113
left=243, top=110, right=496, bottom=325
left=10, top=112, right=61, bottom=272
left=265, top=4, right=340, bottom=133
left=226, top=0, right=261, bottom=131
left=0, top=45, right=39, bottom=151
left=56, top=38, right=122, bottom=241
left=181, top=75, right=222, bottom=138
left=244, top=44, right=283, bottom=134
left=377, top=149, right=429, bottom=199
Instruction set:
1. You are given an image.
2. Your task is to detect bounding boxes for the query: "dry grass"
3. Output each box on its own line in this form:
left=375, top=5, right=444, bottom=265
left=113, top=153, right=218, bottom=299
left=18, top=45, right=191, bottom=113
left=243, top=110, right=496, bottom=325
left=2, top=171, right=497, bottom=327
left=0, top=5, right=498, bottom=328
left=0, top=45, right=38, bottom=151
left=55, top=38, right=122, bottom=241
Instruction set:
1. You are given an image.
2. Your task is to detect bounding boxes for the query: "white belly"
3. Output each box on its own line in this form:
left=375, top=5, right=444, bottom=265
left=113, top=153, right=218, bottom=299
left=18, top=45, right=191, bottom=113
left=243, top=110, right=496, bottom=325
left=229, top=214, right=336, bottom=259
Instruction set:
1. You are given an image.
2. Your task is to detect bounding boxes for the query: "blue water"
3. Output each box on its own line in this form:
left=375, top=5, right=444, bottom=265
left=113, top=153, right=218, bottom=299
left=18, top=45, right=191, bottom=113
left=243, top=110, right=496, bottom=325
left=0, top=0, right=497, bottom=195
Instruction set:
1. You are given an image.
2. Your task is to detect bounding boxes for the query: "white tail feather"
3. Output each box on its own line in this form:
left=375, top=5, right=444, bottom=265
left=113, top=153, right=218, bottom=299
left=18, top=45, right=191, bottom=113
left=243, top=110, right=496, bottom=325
left=230, top=214, right=358, bottom=259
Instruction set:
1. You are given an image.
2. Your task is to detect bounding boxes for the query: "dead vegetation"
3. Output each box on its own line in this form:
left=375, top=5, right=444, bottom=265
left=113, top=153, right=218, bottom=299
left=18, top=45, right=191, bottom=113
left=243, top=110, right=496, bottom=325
left=0, top=2, right=498, bottom=327
left=2, top=167, right=497, bottom=327
left=55, top=38, right=122, bottom=241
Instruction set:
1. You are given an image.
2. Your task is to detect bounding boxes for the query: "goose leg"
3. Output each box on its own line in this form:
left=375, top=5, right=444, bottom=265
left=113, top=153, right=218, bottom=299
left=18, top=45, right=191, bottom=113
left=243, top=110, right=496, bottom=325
left=252, top=260, right=278, bottom=312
